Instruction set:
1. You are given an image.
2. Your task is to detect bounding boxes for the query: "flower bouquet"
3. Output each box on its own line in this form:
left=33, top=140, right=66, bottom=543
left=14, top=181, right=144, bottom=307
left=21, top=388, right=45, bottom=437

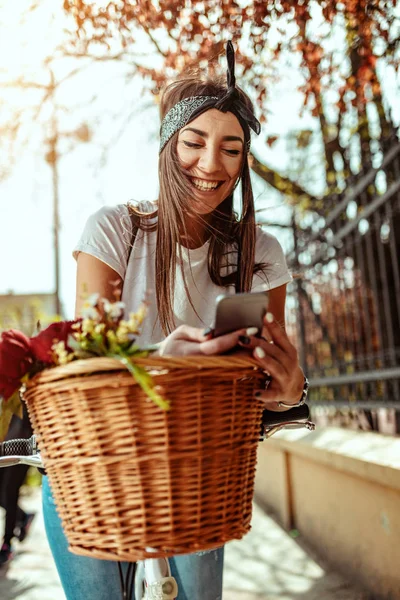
left=0, top=294, right=265, bottom=561
left=0, top=294, right=165, bottom=442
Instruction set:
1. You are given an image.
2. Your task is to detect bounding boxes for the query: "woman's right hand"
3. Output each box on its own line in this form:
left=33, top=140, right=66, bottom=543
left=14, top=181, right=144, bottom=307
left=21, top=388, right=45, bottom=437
left=155, top=325, right=249, bottom=357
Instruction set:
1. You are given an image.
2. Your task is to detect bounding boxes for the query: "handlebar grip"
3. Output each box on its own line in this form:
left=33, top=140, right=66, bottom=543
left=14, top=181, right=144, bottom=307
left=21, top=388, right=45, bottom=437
left=0, top=436, right=37, bottom=457
left=261, top=403, right=310, bottom=427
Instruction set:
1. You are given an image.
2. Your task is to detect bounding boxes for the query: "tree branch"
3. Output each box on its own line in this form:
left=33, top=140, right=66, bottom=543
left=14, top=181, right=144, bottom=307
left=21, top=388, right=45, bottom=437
left=250, top=153, right=320, bottom=205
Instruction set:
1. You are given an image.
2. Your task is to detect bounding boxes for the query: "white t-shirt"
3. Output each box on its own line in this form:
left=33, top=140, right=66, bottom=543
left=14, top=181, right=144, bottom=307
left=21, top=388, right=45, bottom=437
left=73, top=202, right=292, bottom=345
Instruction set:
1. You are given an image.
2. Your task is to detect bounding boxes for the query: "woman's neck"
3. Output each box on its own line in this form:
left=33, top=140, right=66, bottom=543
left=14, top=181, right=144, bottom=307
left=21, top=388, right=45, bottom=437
left=179, top=214, right=212, bottom=249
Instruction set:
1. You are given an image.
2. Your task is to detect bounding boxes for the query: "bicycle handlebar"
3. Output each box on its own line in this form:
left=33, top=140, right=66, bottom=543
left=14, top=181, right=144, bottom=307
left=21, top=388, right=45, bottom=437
left=0, top=406, right=315, bottom=469
left=261, top=404, right=315, bottom=439
left=0, top=435, right=44, bottom=468
left=0, top=436, right=38, bottom=457
left=262, top=403, right=310, bottom=426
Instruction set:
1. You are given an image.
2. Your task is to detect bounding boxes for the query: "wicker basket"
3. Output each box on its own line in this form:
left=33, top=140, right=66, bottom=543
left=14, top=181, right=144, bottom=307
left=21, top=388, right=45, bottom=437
left=24, top=355, right=265, bottom=561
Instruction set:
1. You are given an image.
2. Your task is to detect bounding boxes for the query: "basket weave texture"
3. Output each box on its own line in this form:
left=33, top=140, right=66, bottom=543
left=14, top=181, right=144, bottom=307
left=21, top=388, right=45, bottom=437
left=24, top=355, right=265, bottom=561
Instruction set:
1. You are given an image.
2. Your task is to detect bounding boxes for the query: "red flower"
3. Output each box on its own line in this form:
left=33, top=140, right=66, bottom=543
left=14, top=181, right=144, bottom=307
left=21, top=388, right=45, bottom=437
left=0, top=330, right=33, bottom=401
left=30, top=321, right=79, bottom=364
left=0, top=374, right=22, bottom=401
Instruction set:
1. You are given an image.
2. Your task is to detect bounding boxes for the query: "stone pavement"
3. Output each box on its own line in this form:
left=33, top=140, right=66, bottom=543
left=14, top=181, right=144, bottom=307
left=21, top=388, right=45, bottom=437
left=0, top=486, right=368, bottom=600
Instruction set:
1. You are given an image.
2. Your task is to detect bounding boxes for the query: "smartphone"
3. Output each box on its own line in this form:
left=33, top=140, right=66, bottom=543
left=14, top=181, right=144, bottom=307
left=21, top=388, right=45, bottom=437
left=212, top=291, right=268, bottom=337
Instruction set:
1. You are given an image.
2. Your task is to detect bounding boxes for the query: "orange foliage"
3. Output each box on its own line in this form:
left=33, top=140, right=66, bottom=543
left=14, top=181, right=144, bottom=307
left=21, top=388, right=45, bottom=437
left=62, top=0, right=399, bottom=116
left=62, top=1, right=399, bottom=197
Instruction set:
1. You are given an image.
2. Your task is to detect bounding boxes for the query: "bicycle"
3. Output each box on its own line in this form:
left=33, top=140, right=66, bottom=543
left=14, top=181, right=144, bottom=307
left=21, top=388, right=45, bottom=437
left=0, top=404, right=314, bottom=599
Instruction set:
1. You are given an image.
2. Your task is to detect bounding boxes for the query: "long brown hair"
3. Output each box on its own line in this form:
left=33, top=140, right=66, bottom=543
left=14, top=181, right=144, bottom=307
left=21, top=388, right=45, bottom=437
left=130, top=74, right=267, bottom=334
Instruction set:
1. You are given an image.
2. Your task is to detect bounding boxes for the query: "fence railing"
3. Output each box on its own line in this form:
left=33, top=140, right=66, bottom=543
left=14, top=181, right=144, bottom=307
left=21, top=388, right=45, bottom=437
left=286, top=140, right=400, bottom=409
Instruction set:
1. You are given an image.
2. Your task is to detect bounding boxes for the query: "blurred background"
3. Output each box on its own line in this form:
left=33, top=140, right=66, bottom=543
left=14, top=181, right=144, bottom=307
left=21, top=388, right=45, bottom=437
left=1, top=0, right=399, bottom=432
left=0, top=1, right=399, bottom=598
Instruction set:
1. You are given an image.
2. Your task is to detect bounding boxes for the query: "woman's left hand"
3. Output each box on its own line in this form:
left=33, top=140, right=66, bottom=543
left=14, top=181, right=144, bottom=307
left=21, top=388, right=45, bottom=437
left=156, top=324, right=250, bottom=357
left=239, top=312, right=304, bottom=412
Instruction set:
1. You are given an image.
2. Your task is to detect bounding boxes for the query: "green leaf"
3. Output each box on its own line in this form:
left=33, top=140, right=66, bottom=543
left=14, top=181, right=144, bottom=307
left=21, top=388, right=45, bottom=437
left=73, top=349, right=98, bottom=360
left=124, top=341, right=139, bottom=355
left=74, top=337, right=105, bottom=356
left=126, top=348, right=149, bottom=358
left=67, top=335, right=83, bottom=351
left=113, top=355, right=170, bottom=411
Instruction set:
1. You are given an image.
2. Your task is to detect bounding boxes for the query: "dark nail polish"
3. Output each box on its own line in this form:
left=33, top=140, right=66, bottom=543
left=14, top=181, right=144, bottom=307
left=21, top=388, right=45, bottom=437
left=239, top=335, right=250, bottom=345
left=203, top=327, right=214, bottom=337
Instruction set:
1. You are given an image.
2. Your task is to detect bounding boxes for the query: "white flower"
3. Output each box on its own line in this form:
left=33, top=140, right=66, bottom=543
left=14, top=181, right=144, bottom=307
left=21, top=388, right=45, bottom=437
left=81, top=305, right=100, bottom=320
left=103, top=299, right=125, bottom=319
left=81, top=293, right=101, bottom=319
left=86, top=293, right=100, bottom=306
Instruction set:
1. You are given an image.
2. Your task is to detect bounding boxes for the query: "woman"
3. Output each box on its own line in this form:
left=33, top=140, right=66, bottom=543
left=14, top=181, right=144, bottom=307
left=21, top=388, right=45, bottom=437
left=42, top=42, right=305, bottom=600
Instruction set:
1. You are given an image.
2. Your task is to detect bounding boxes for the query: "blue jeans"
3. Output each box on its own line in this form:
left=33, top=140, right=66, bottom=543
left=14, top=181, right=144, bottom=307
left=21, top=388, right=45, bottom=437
left=42, top=477, right=223, bottom=600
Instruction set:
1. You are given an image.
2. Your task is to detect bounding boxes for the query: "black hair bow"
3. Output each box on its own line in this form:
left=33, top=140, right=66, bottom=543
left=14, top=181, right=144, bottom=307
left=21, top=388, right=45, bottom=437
left=214, top=41, right=261, bottom=136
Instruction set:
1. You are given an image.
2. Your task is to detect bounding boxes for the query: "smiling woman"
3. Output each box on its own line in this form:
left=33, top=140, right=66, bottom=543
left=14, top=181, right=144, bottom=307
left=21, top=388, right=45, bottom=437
left=177, top=110, right=244, bottom=211
left=151, top=52, right=276, bottom=335
left=42, top=41, right=305, bottom=600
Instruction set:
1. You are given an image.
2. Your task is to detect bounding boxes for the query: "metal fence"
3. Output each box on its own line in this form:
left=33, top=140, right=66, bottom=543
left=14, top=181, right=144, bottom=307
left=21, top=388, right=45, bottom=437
left=286, top=139, right=400, bottom=409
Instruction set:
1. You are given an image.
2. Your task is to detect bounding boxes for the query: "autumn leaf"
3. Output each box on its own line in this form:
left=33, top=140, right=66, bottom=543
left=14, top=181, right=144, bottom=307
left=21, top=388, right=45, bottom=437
left=60, top=0, right=398, bottom=200
left=265, top=135, right=278, bottom=147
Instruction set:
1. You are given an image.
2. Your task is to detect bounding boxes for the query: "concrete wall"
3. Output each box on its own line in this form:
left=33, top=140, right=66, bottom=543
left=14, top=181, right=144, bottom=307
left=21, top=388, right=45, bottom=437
left=254, top=427, right=400, bottom=600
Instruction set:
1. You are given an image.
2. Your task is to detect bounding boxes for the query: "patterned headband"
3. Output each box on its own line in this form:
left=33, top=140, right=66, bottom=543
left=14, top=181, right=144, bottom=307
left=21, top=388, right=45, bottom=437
left=159, top=41, right=261, bottom=154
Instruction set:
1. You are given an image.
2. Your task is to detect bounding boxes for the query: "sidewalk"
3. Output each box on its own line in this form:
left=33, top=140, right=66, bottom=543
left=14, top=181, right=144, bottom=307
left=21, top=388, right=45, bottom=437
left=223, top=503, right=367, bottom=600
left=0, top=487, right=367, bottom=600
left=0, top=486, right=63, bottom=600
